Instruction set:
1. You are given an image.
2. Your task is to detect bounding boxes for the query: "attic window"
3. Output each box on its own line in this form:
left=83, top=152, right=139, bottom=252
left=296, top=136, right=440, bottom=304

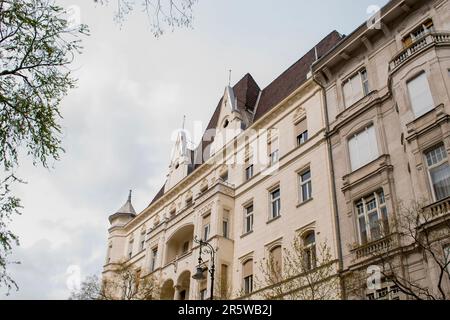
left=402, top=19, right=434, bottom=48
left=223, top=119, right=230, bottom=129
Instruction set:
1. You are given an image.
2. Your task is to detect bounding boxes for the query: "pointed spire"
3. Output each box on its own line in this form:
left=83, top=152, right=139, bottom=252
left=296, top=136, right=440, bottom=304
left=128, top=189, right=132, bottom=202
left=115, top=190, right=136, bottom=215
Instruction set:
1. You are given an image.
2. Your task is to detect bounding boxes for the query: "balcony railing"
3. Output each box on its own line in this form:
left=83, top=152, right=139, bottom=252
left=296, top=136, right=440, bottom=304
left=389, top=32, right=450, bottom=72
left=423, top=197, right=450, bottom=220
left=353, top=235, right=394, bottom=260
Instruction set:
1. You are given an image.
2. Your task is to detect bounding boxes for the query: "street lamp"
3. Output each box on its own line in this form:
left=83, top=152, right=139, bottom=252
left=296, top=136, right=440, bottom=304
left=192, top=236, right=216, bottom=300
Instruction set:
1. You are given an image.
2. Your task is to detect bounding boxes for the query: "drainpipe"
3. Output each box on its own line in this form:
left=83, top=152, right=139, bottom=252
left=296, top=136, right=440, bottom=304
left=312, top=73, right=346, bottom=300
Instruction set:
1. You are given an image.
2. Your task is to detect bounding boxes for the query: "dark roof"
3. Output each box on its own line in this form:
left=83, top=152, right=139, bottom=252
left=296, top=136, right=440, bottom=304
left=254, top=30, right=343, bottom=121
left=148, top=31, right=343, bottom=208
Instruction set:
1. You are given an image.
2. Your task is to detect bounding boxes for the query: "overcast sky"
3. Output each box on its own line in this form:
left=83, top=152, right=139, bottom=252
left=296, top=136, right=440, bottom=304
left=3, top=0, right=389, bottom=299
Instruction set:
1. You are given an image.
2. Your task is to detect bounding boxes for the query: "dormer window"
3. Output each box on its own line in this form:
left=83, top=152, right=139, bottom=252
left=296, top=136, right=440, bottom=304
left=223, top=119, right=230, bottom=129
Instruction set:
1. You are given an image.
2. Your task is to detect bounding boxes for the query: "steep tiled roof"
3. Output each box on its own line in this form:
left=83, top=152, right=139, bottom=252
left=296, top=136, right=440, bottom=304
left=148, top=31, right=343, bottom=208
left=254, top=31, right=343, bottom=121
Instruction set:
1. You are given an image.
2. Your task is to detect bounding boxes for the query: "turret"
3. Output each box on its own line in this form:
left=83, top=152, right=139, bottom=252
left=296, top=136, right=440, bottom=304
left=108, top=190, right=137, bottom=227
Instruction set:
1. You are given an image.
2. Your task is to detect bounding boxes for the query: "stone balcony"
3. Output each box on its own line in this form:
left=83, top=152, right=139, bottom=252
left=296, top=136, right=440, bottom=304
left=352, top=234, right=395, bottom=261
left=423, top=196, right=450, bottom=222
left=389, top=32, right=450, bottom=73
left=194, top=179, right=235, bottom=205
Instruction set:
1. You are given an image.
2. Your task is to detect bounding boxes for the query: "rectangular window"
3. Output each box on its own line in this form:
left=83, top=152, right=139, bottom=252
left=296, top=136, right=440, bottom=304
left=245, top=165, right=254, bottom=181
left=270, top=149, right=279, bottom=166
left=199, top=289, right=207, bottom=300
left=408, top=72, right=434, bottom=117
left=444, top=245, right=450, bottom=276
left=300, top=170, right=312, bottom=203
left=150, top=247, right=158, bottom=272
left=343, top=68, right=370, bottom=108
left=244, top=204, right=254, bottom=234
left=356, top=190, right=389, bottom=244
left=348, top=125, right=378, bottom=171
left=222, top=219, right=229, bottom=238
left=220, top=171, right=229, bottom=182
left=296, top=118, right=308, bottom=146
left=244, top=276, right=253, bottom=295
left=128, top=239, right=134, bottom=259
left=203, top=224, right=210, bottom=241
left=186, top=196, right=193, bottom=207
left=182, top=241, right=190, bottom=254
left=140, top=233, right=146, bottom=251
left=270, top=188, right=281, bottom=220
left=426, top=144, right=450, bottom=201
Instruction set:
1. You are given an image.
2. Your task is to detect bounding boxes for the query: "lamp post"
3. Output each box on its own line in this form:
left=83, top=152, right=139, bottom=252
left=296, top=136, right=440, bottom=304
left=192, top=236, right=216, bottom=300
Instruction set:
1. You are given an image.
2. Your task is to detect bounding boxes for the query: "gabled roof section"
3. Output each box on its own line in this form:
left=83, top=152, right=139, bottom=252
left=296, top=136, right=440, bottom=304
left=254, top=31, right=343, bottom=121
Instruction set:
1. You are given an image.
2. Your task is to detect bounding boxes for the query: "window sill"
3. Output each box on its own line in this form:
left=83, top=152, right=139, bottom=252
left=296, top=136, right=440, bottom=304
left=241, top=231, right=254, bottom=239
left=297, top=198, right=313, bottom=208
left=267, top=215, right=281, bottom=225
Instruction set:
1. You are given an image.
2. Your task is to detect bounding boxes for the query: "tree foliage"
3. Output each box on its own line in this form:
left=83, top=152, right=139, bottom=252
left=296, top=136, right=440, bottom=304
left=94, top=0, right=197, bottom=37
left=70, top=262, right=160, bottom=300
left=0, top=0, right=88, bottom=294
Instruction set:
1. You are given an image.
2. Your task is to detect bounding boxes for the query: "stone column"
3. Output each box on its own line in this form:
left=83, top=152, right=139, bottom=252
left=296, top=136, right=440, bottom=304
left=174, top=285, right=182, bottom=300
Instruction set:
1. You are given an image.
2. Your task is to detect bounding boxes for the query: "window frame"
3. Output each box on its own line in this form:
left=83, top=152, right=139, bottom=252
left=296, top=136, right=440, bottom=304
left=245, top=164, right=254, bottom=181
left=303, top=232, right=316, bottom=271
left=424, top=144, right=450, bottom=201
left=269, top=187, right=281, bottom=220
left=299, top=169, right=312, bottom=203
left=343, top=68, right=370, bottom=108
left=348, top=124, right=379, bottom=171
left=203, top=223, right=211, bottom=241
left=222, top=219, right=229, bottom=239
left=356, top=190, right=389, bottom=245
left=407, top=71, right=435, bottom=118
left=244, top=204, right=254, bottom=234
left=150, top=247, right=158, bottom=272
left=128, top=239, right=134, bottom=260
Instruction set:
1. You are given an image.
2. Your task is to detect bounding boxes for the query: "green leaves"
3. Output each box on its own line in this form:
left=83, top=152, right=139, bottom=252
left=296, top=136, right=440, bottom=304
left=0, top=0, right=88, bottom=294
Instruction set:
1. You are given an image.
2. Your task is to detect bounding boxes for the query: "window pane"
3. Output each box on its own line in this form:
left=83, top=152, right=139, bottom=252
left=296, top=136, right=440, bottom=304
left=349, top=126, right=378, bottom=171
left=408, top=73, right=434, bottom=117
left=359, top=216, right=368, bottom=244
left=368, top=211, right=381, bottom=240
left=430, top=163, right=450, bottom=200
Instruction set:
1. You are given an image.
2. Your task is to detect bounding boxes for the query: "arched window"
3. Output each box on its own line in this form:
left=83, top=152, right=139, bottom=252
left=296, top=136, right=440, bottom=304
left=242, top=259, right=253, bottom=295
left=303, top=232, right=316, bottom=271
left=269, top=246, right=282, bottom=282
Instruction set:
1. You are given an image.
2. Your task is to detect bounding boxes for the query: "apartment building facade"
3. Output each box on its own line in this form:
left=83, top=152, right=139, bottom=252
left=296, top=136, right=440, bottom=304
left=312, top=0, right=450, bottom=299
left=103, top=0, right=450, bottom=300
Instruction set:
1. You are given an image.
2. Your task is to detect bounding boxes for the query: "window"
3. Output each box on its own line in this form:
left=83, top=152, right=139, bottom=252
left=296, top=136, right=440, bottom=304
left=203, top=214, right=211, bottom=241
left=244, top=204, right=254, bottom=234
left=182, top=241, right=190, bottom=254
left=199, top=289, right=207, bottom=300
left=348, top=125, right=378, bottom=171
left=245, top=165, right=254, bottom=181
left=223, top=219, right=229, bottom=238
left=296, top=118, right=309, bottom=146
left=220, top=264, right=228, bottom=298
left=269, top=246, right=282, bottom=282
left=169, top=207, right=176, bottom=216
left=242, top=260, right=253, bottom=295
left=303, top=232, right=316, bottom=271
left=299, top=169, right=312, bottom=203
left=220, top=170, right=229, bottom=182
left=402, top=19, right=434, bottom=48
left=270, top=188, right=281, bottom=220
left=356, top=190, right=389, bottom=244
left=150, top=247, right=158, bottom=272
left=426, top=145, right=450, bottom=201
left=444, top=245, right=450, bottom=276
left=270, top=149, right=279, bottom=166
left=107, top=243, right=112, bottom=264
left=140, top=232, right=146, bottom=251
left=128, top=239, right=134, bottom=259
left=203, top=224, right=210, bottom=241
left=186, top=196, right=193, bottom=207
left=407, top=72, right=434, bottom=117
left=343, top=68, right=370, bottom=107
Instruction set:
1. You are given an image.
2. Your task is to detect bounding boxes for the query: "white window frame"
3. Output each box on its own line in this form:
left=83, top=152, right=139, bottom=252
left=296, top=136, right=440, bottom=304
left=407, top=72, right=435, bottom=118
left=343, top=68, right=370, bottom=108
left=270, top=149, right=279, bottom=166
left=425, top=144, right=450, bottom=201
left=303, top=233, right=316, bottom=271
left=356, top=190, right=389, bottom=245
left=299, top=169, right=312, bottom=203
left=348, top=125, right=379, bottom=171
left=203, top=224, right=210, bottom=241
left=297, top=130, right=309, bottom=146
left=244, top=204, right=254, bottom=234
left=128, top=239, right=134, bottom=259
left=270, top=188, right=281, bottom=220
